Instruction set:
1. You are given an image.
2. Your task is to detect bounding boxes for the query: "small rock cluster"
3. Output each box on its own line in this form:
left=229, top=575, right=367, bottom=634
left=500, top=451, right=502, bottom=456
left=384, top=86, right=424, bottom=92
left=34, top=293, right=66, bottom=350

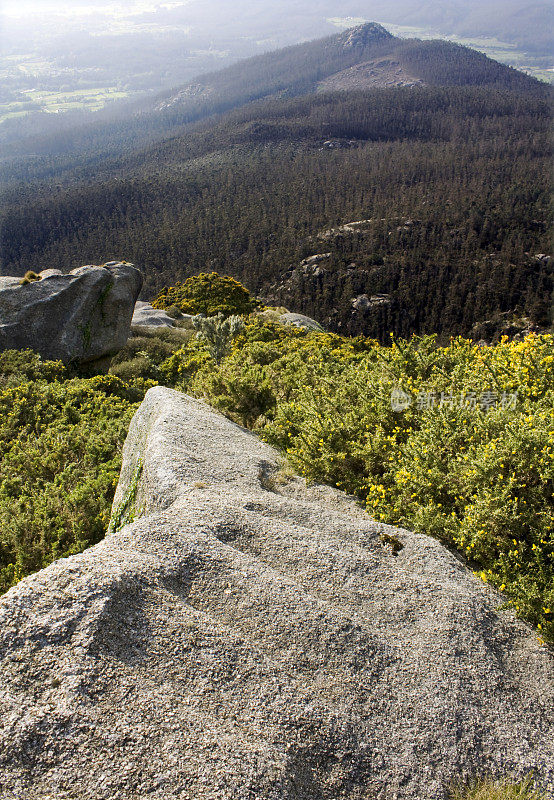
left=351, top=293, right=392, bottom=312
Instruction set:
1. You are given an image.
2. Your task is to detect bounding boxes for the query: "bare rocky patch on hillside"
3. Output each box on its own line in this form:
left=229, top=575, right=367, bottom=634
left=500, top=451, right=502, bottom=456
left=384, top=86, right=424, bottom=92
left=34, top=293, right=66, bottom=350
left=317, top=58, right=425, bottom=91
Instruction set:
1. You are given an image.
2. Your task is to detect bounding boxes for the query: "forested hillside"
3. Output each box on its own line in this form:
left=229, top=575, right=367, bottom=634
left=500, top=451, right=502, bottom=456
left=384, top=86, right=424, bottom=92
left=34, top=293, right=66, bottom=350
left=1, top=24, right=551, bottom=341
left=2, top=90, right=551, bottom=341
left=1, top=23, right=546, bottom=168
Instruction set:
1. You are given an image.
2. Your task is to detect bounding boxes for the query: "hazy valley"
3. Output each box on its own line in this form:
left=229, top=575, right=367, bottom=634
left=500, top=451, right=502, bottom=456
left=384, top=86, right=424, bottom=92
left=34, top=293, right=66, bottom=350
left=0, top=0, right=551, bottom=132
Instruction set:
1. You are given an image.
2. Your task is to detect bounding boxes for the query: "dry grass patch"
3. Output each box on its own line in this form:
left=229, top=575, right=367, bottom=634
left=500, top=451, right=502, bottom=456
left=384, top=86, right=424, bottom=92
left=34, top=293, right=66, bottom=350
left=451, top=776, right=547, bottom=800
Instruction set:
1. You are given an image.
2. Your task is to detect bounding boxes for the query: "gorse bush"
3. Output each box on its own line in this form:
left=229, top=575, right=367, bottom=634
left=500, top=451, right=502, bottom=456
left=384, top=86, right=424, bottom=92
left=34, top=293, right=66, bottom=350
left=152, top=272, right=259, bottom=318
left=163, top=322, right=553, bottom=642
left=0, top=351, right=150, bottom=593
left=18, top=271, right=40, bottom=286
left=1, top=325, right=552, bottom=644
left=0, top=348, right=66, bottom=387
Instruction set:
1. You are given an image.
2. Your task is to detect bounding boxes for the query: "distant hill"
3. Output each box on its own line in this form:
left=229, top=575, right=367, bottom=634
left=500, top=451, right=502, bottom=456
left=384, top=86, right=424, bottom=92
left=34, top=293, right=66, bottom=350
left=1, top=22, right=546, bottom=166
left=155, top=22, right=545, bottom=115
left=2, top=0, right=549, bottom=145
left=1, top=25, right=552, bottom=342
left=369, top=0, right=554, bottom=56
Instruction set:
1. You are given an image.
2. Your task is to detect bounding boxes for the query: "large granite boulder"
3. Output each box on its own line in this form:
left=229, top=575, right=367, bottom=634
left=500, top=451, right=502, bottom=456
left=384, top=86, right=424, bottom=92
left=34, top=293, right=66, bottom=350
left=0, top=387, right=552, bottom=799
left=0, top=262, right=142, bottom=365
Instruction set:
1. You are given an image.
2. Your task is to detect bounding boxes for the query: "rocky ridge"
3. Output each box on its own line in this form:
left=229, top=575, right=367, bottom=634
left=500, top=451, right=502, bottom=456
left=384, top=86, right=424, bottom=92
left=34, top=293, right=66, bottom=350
left=0, top=387, right=552, bottom=799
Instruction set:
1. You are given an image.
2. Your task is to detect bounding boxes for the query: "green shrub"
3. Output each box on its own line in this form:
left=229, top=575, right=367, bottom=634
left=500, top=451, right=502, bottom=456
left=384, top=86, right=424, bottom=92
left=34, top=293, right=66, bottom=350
left=111, top=355, right=159, bottom=382
left=159, top=338, right=213, bottom=387
left=0, top=349, right=66, bottom=386
left=193, top=313, right=245, bottom=363
left=110, top=327, right=191, bottom=382
left=0, top=354, right=146, bottom=593
left=151, top=272, right=260, bottom=317
left=111, top=327, right=191, bottom=366
left=164, top=304, right=184, bottom=319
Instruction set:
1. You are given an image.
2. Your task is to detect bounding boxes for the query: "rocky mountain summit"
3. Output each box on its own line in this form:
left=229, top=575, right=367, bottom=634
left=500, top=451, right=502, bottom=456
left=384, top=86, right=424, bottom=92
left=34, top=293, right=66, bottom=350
left=0, top=262, right=142, bottom=367
left=337, top=23, right=395, bottom=50
left=0, top=387, right=552, bottom=799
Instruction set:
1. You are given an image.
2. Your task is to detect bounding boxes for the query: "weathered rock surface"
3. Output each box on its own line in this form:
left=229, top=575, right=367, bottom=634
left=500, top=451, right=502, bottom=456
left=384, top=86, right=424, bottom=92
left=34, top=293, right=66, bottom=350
left=352, top=293, right=392, bottom=312
left=301, top=253, right=332, bottom=266
left=470, top=313, right=542, bottom=344
left=0, top=387, right=553, bottom=799
left=317, top=58, right=424, bottom=93
left=338, top=22, right=394, bottom=49
left=132, top=300, right=176, bottom=328
left=0, top=262, right=142, bottom=365
left=279, top=311, right=324, bottom=331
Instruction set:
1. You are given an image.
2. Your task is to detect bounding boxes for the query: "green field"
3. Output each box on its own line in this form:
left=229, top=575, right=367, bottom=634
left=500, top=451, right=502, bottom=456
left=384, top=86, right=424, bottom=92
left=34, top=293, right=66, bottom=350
left=0, top=86, right=130, bottom=123
left=0, top=49, right=132, bottom=122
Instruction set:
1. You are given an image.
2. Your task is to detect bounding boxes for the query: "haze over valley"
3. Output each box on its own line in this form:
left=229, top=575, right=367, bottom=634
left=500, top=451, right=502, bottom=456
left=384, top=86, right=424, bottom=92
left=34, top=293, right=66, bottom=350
left=1, top=0, right=552, bottom=133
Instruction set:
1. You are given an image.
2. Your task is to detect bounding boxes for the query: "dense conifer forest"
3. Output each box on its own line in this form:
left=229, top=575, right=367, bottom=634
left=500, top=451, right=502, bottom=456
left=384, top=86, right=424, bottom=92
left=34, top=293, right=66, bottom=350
left=1, top=25, right=552, bottom=341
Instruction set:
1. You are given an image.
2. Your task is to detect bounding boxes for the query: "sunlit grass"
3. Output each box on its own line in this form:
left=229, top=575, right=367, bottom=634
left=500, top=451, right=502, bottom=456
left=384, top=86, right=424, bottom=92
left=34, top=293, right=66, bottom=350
left=451, top=775, right=548, bottom=800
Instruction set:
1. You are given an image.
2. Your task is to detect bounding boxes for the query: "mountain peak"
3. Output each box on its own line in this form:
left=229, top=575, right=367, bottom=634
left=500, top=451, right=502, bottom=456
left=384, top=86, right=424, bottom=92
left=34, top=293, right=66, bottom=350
left=337, top=22, right=394, bottom=49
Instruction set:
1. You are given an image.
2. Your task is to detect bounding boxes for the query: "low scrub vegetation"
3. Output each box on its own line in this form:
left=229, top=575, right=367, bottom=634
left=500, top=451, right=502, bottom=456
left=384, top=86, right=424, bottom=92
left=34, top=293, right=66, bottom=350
left=163, top=315, right=553, bottom=642
left=0, top=351, right=152, bottom=593
left=152, top=272, right=260, bottom=318
left=0, top=278, right=552, bottom=645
